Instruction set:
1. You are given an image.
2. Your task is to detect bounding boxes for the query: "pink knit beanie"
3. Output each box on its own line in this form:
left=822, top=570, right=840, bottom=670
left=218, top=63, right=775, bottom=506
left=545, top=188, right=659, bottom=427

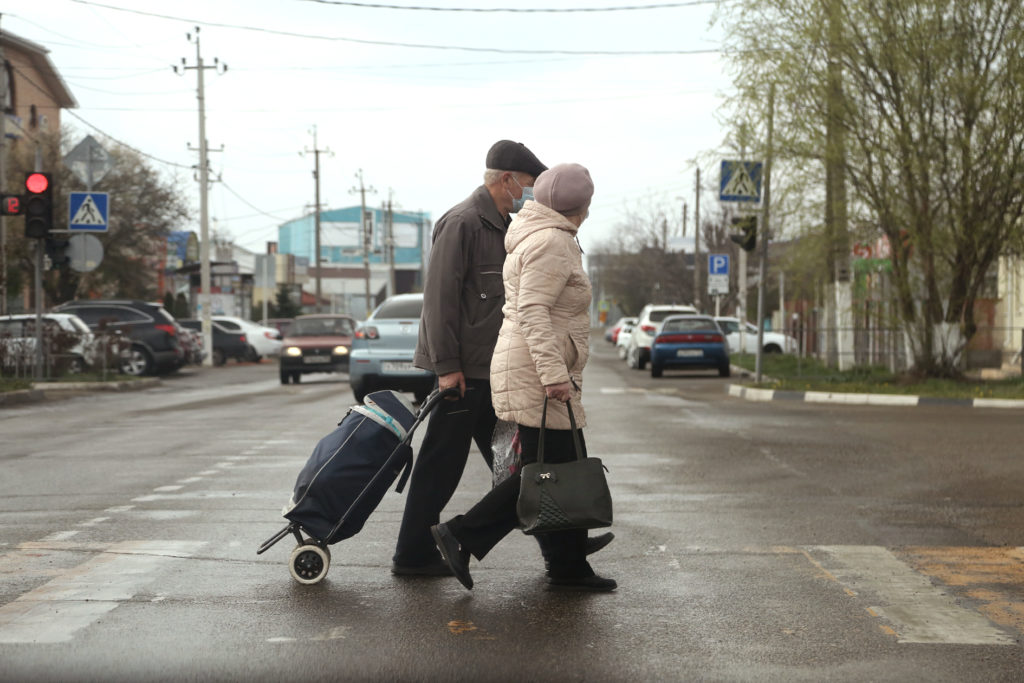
left=533, top=163, right=594, bottom=216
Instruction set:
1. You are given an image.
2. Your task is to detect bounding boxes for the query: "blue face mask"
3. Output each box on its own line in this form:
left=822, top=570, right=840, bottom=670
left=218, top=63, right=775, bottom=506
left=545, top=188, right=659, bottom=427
left=509, top=177, right=533, bottom=213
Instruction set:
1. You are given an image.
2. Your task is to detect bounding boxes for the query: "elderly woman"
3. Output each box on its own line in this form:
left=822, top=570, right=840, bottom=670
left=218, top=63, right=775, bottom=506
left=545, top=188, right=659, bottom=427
left=431, top=163, right=615, bottom=592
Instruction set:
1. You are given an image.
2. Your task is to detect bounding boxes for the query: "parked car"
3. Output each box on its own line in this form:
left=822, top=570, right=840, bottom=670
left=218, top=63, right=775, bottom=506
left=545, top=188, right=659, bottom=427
left=349, top=293, right=434, bottom=404
left=615, top=318, right=637, bottom=360
left=605, top=316, right=636, bottom=345
left=0, top=313, right=98, bottom=374
left=179, top=320, right=251, bottom=366
left=714, top=316, right=796, bottom=354
left=649, top=315, right=730, bottom=378
left=279, top=313, right=357, bottom=384
left=212, top=316, right=282, bottom=359
left=51, top=300, right=185, bottom=376
left=625, top=303, right=699, bottom=370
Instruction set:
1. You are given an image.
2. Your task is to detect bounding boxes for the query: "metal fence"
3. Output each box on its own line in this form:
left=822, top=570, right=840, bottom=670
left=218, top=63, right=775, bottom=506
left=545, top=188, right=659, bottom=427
left=783, top=322, right=1023, bottom=377
left=0, top=331, right=123, bottom=381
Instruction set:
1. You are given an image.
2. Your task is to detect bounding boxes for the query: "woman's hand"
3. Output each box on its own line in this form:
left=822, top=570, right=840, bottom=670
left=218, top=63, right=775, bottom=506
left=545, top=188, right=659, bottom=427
left=545, top=381, right=573, bottom=402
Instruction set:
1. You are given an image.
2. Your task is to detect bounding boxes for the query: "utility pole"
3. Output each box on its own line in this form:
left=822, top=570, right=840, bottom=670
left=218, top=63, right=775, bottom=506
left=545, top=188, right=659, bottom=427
left=176, top=27, right=226, bottom=367
left=385, top=191, right=396, bottom=299
left=303, top=126, right=331, bottom=313
left=694, top=168, right=701, bottom=312
left=755, top=82, right=775, bottom=383
left=350, top=170, right=376, bottom=317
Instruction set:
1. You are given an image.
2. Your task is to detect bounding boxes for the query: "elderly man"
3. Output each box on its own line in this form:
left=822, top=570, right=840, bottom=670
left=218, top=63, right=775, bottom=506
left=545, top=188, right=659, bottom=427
left=391, top=141, right=546, bottom=575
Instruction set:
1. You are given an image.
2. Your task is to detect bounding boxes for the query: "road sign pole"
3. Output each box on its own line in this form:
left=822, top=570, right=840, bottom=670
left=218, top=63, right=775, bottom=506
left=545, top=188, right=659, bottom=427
left=755, top=83, right=775, bottom=383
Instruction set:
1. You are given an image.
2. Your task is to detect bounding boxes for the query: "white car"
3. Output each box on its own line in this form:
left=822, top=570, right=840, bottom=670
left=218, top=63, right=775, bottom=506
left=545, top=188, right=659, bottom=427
left=0, top=313, right=99, bottom=373
left=714, top=316, right=796, bottom=354
left=616, top=318, right=637, bottom=360
left=625, top=304, right=699, bottom=370
left=211, top=316, right=283, bottom=359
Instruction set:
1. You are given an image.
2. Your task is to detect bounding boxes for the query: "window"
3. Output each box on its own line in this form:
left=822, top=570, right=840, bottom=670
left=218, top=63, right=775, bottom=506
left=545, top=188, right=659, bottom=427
left=290, top=317, right=354, bottom=337
left=663, top=318, right=716, bottom=333
left=374, top=298, right=423, bottom=320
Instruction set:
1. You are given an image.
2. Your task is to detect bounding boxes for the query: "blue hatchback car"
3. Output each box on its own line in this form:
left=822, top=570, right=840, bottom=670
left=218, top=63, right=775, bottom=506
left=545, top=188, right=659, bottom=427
left=649, top=315, right=731, bottom=378
left=348, top=293, right=434, bottom=403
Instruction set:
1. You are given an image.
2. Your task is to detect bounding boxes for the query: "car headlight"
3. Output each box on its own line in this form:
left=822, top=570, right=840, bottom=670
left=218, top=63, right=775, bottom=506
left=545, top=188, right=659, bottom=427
left=332, top=346, right=349, bottom=356
left=285, top=346, right=302, bottom=357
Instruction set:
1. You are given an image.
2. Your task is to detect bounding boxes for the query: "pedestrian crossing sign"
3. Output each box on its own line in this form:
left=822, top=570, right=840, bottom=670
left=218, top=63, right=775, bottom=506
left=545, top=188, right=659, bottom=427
left=69, top=192, right=109, bottom=232
left=719, top=160, right=763, bottom=202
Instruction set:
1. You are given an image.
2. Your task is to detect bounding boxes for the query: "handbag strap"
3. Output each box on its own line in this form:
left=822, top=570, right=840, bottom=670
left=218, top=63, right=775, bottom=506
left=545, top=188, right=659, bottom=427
left=538, top=396, right=584, bottom=466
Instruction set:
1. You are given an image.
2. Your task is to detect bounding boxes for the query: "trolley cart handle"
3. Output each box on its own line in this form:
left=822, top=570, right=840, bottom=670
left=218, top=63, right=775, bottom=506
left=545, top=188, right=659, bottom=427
left=418, top=386, right=460, bottom=416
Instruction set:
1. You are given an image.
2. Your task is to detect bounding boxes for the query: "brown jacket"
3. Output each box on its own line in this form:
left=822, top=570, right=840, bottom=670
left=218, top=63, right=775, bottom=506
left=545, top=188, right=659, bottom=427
left=413, top=185, right=510, bottom=380
left=490, top=201, right=592, bottom=430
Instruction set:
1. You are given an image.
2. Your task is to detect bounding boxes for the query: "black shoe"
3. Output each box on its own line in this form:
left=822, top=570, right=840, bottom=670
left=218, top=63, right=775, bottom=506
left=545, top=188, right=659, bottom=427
left=391, top=559, right=454, bottom=577
left=547, top=574, right=617, bottom=592
left=430, top=523, right=473, bottom=590
left=544, top=532, right=614, bottom=572
left=586, top=532, right=614, bottom=556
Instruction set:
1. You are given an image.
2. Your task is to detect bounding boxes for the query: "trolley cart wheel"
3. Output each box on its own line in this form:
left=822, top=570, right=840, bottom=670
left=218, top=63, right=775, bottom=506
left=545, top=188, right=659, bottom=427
left=289, top=542, right=330, bottom=585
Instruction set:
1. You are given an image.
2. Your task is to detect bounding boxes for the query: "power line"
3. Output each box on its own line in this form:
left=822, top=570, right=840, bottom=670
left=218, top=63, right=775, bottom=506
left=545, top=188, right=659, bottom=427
left=219, top=181, right=293, bottom=222
left=68, top=0, right=721, bottom=56
left=295, top=0, right=716, bottom=11
left=62, top=110, right=193, bottom=170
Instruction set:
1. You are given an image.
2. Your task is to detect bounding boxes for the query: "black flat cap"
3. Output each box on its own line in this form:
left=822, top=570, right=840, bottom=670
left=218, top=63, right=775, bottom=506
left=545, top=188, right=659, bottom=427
left=485, top=140, right=547, bottom=178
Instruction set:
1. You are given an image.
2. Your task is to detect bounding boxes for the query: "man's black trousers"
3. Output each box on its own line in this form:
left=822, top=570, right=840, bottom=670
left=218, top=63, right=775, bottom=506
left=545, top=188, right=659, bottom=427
left=393, top=379, right=496, bottom=567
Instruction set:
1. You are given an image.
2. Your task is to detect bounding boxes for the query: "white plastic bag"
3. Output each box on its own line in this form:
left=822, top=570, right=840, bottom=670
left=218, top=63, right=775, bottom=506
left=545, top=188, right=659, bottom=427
left=490, top=419, right=521, bottom=487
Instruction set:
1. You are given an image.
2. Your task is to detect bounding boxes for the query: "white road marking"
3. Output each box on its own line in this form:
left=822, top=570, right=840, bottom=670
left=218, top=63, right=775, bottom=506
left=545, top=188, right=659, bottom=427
left=813, top=545, right=1015, bottom=645
left=177, top=477, right=204, bottom=484
left=132, top=490, right=267, bottom=503
left=152, top=485, right=183, bottom=492
left=40, top=531, right=79, bottom=542
left=0, top=540, right=205, bottom=644
left=198, top=470, right=219, bottom=476
left=77, top=517, right=110, bottom=527
left=104, top=505, right=135, bottom=513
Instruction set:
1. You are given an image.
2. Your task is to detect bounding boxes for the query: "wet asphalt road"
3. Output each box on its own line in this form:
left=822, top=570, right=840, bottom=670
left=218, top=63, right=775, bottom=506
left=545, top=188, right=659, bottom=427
left=1, top=338, right=1022, bottom=682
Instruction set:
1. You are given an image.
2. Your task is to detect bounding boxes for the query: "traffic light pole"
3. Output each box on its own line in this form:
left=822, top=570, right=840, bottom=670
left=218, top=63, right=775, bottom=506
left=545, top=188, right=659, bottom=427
left=755, top=83, right=775, bottom=384
left=33, top=148, right=43, bottom=380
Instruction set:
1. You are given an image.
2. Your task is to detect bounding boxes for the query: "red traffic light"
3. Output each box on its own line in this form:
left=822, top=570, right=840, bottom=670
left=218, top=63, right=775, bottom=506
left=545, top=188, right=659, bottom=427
left=25, top=172, right=50, bottom=194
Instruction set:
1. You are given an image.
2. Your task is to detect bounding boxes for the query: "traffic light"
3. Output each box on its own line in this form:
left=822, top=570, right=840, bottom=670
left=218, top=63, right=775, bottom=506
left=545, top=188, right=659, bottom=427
left=1, top=195, right=22, bottom=216
left=730, top=215, right=757, bottom=252
left=23, top=172, right=54, bottom=239
left=44, top=237, right=71, bottom=269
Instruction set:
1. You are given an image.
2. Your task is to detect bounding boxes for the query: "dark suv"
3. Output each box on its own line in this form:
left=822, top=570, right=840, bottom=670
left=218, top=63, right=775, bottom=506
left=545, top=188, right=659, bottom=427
left=179, top=319, right=252, bottom=366
left=52, top=300, right=185, bottom=376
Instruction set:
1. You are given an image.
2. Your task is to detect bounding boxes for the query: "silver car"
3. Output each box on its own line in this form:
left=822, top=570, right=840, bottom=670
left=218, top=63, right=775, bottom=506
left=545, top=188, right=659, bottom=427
left=348, top=293, right=434, bottom=403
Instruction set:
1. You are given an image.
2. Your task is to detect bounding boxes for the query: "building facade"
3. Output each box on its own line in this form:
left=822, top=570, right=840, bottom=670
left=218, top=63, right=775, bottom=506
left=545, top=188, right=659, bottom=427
left=277, top=206, right=430, bottom=316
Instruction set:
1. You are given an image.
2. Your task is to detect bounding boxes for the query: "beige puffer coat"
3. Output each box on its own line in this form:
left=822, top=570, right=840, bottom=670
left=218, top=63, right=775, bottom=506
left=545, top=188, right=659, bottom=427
left=490, top=201, right=592, bottom=430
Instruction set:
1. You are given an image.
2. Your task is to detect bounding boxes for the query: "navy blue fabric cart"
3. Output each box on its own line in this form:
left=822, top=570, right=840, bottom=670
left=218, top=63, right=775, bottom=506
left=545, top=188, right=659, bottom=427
left=257, top=388, right=452, bottom=584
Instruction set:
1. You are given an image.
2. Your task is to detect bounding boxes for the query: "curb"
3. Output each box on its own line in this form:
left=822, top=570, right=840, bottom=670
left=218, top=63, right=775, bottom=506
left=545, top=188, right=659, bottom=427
left=727, top=383, right=1024, bottom=409
left=0, top=377, right=160, bottom=407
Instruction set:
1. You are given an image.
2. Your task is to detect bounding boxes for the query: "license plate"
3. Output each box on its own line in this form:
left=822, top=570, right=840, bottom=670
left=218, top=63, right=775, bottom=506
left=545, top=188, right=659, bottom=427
left=677, top=349, right=703, bottom=357
left=382, top=361, right=417, bottom=373
left=303, top=356, right=331, bottom=364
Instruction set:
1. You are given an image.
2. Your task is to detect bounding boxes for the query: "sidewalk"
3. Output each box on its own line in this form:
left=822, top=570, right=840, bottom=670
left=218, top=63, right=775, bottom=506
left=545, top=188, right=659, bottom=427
left=728, top=382, right=1024, bottom=409
left=0, top=377, right=160, bottom=407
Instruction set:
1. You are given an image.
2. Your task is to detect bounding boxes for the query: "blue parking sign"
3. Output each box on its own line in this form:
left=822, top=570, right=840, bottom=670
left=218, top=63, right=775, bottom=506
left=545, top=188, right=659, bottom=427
left=709, top=254, right=730, bottom=275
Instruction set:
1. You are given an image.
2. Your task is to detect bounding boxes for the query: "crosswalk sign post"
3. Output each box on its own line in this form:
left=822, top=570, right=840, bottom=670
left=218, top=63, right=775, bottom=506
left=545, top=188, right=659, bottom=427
left=68, top=192, right=109, bottom=232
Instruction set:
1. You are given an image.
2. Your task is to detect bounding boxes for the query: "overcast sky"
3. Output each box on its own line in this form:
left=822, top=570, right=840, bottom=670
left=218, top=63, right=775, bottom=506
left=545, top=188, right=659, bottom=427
left=7, top=0, right=733, bottom=254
